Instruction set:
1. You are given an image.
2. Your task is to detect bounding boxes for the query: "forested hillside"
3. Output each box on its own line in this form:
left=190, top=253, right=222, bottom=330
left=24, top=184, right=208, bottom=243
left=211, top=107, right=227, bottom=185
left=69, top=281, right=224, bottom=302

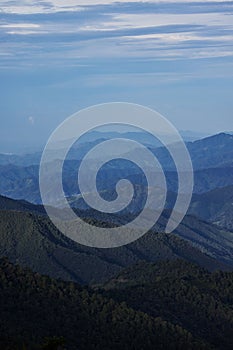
left=0, top=207, right=231, bottom=285
left=0, top=258, right=210, bottom=350
left=103, top=259, right=233, bottom=350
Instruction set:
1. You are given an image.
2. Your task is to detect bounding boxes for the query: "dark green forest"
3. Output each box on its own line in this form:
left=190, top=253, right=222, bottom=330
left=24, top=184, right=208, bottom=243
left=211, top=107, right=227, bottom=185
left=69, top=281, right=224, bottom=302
left=0, top=257, right=233, bottom=349
left=103, top=259, right=233, bottom=349
left=0, top=257, right=211, bottom=350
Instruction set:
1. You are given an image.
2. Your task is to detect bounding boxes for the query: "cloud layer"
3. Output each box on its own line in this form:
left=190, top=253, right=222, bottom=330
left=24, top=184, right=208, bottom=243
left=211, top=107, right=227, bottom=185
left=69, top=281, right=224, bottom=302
left=0, top=1, right=232, bottom=83
left=0, top=1, right=232, bottom=149
left=1, top=1, right=233, bottom=64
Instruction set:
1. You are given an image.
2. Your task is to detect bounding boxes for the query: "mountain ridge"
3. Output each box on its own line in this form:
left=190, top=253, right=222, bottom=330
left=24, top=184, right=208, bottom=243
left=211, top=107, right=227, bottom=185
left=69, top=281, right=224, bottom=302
left=0, top=194, right=232, bottom=285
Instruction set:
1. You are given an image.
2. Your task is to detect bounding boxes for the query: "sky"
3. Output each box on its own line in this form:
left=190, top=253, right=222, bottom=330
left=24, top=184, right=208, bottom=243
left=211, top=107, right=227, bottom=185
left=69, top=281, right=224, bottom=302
left=0, top=0, right=233, bottom=152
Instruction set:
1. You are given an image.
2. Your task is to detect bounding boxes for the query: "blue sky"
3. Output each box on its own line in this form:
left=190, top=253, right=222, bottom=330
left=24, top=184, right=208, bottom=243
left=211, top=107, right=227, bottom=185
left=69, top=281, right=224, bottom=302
left=0, top=0, right=233, bottom=152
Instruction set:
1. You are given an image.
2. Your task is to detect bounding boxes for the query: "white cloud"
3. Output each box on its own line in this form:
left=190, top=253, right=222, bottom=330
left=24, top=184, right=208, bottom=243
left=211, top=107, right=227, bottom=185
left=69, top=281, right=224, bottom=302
left=1, top=0, right=233, bottom=15
left=1, top=23, right=41, bottom=35
left=0, top=0, right=233, bottom=68
left=7, top=31, right=41, bottom=35
left=1, top=23, right=40, bottom=29
left=0, top=4, right=48, bottom=15
left=28, top=116, right=35, bottom=125
left=107, top=12, right=233, bottom=30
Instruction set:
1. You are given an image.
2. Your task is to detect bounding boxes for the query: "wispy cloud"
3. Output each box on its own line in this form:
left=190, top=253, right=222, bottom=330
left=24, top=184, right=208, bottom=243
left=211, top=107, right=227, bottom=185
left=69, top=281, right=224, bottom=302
left=1, top=1, right=233, bottom=15
left=0, top=0, right=232, bottom=80
left=0, top=1, right=232, bottom=141
left=1, top=23, right=40, bottom=28
left=28, top=116, right=35, bottom=125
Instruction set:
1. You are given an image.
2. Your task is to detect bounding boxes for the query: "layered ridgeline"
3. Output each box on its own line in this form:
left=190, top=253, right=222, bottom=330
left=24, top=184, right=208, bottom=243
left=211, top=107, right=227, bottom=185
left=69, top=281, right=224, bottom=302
left=0, top=195, right=232, bottom=285
left=0, top=132, right=232, bottom=168
left=0, top=257, right=213, bottom=350
left=0, top=133, right=232, bottom=204
left=189, top=185, right=233, bottom=230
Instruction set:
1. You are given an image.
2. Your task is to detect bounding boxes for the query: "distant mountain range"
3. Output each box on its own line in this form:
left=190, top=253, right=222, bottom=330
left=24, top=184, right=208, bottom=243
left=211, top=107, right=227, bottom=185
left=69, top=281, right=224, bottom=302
left=0, top=129, right=212, bottom=157
left=0, top=132, right=232, bottom=206
left=0, top=161, right=233, bottom=205
left=0, top=131, right=232, bottom=168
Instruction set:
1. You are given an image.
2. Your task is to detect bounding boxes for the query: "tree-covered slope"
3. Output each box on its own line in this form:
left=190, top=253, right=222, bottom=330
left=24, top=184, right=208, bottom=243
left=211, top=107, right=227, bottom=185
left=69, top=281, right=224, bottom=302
left=0, top=257, right=209, bottom=350
left=103, top=259, right=233, bottom=350
left=0, top=208, right=230, bottom=285
left=0, top=194, right=45, bottom=214
left=189, top=185, right=233, bottom=230
left=173, top=214, right=233, bottom=267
